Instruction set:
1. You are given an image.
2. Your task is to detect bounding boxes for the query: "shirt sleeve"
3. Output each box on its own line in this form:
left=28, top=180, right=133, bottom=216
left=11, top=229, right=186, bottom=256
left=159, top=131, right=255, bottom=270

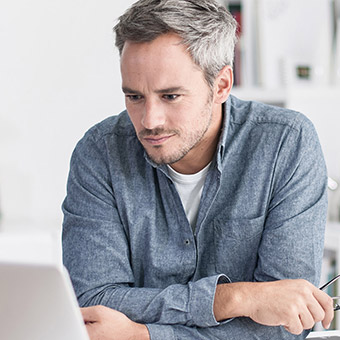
left=62, top=131, right=229, bottom=328
left=147, top=318, right=310, bottom=340
left=254, top=115, right=328, bottom=285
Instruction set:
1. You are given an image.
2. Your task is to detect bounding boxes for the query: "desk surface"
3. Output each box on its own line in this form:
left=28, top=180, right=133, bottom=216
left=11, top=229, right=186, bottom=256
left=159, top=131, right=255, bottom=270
left=307, top=330, right=340, bottom=339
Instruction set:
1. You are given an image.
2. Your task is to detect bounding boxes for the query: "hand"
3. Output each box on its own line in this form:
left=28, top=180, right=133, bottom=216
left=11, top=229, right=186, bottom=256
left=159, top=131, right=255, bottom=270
left=81, top=305, right=150, bottom=340
left=247, top=279, right=333, bottom=334
left=214, top=279, right=334, bottom=335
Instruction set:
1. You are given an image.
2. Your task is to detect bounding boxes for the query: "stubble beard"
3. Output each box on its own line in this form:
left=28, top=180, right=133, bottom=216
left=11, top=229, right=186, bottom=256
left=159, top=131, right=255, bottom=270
left=139, top=97, right=214, bottom=166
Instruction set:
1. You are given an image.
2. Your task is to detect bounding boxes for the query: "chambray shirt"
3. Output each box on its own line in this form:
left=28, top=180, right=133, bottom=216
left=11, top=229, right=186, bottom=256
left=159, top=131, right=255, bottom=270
left=62, top=95, right=327, bottom=340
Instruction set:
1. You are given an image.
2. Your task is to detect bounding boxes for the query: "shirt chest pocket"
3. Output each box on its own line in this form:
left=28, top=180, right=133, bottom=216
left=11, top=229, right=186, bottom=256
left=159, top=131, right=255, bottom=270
left=213, top=214, right=265, bottom=282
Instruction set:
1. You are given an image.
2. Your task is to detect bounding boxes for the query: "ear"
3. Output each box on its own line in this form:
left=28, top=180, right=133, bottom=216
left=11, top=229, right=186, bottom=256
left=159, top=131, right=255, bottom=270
left=213, top=65, right=233, bottom=104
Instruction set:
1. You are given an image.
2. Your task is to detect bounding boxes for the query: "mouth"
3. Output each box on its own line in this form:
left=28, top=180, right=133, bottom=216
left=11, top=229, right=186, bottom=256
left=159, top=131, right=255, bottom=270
left=143, top=134, right=174, bottom=146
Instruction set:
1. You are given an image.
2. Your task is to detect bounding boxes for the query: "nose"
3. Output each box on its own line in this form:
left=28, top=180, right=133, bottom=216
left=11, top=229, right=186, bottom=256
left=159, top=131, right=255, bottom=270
left=141, top=99, right=166, bottom=130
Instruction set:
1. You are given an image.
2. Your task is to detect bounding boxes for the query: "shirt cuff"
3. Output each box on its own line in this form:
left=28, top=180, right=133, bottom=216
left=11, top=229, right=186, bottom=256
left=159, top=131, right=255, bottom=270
left=189, top=273, right=231, bottom=327
left=146, top=323, right=176, bottom=340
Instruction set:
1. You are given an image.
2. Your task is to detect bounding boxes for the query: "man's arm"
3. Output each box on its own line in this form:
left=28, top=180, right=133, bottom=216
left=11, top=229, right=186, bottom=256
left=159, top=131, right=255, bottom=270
left=79, top=287, right=332, bottom=340
left=214, top=280, right=333, bottom=334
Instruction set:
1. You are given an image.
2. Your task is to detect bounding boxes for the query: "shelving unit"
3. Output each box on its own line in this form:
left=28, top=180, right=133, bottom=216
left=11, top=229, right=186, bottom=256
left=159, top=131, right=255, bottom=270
left=231, top=86, right=286, bottom=106
left=225, top=0, right=340, bottom=89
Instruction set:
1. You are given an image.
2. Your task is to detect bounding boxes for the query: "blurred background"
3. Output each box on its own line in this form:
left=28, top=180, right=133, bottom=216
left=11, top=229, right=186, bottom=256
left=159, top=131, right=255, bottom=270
left=0, top=0, right=340, bottom=329
left=0, top=0, right=136, bottom=233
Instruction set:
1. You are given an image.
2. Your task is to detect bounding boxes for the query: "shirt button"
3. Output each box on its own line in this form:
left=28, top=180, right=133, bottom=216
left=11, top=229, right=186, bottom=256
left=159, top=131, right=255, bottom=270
left=185, top=239, right=190, bottom=245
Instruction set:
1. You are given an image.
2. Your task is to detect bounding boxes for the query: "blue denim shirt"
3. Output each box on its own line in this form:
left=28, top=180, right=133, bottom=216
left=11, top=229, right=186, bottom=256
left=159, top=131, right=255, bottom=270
left=62, top=95, right=327, bottom=340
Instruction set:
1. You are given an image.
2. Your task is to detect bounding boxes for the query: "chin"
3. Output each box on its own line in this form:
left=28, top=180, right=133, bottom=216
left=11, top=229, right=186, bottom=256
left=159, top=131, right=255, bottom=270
left=148, top=151, right=185, bottom=166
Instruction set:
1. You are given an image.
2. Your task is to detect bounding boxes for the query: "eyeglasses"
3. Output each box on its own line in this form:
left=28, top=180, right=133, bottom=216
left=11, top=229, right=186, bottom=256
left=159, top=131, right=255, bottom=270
left=320, top=274, right=340, bottom=311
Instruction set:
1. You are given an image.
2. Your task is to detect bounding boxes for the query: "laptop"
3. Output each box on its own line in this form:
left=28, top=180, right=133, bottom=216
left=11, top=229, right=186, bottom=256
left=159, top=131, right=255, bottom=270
left=0, top=262, right=89, bottom=340
left=307, top=331, right=340, bottom=339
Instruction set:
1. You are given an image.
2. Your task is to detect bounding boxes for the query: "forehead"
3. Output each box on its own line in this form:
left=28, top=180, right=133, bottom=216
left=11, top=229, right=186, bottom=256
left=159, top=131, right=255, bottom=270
left=121, top=33, right=187, bottom=61
left=120, top=33, right=204, bottom=85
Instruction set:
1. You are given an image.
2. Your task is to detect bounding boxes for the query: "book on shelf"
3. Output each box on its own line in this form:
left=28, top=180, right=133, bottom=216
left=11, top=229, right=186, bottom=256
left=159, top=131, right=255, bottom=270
left=226, top=0, right=258, bottom=88
left=229, top=2, right=242, bottom=86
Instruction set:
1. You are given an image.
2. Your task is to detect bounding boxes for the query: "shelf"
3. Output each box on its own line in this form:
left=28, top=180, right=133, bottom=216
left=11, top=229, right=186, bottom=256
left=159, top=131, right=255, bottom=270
left=231, top=85, right=340, bottom=107
left=231, top=86, right=286, bottom=105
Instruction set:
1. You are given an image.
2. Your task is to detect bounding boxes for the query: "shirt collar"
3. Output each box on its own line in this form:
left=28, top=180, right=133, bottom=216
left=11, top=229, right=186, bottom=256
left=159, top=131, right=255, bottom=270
left=216, top=96, right=231, bottom=172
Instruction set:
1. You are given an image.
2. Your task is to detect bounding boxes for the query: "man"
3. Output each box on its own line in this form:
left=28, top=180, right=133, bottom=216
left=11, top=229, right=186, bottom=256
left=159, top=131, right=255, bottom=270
left=62, top=0, right=334, bottom=339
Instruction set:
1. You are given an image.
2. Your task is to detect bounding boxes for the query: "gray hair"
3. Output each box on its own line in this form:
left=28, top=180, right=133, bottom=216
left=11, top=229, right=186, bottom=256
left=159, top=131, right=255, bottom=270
left=114, top=0, right=238, bottom=87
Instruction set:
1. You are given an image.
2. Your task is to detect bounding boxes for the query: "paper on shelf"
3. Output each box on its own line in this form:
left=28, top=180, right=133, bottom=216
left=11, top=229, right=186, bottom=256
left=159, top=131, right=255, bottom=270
left=257, top=0, right=333, bottom=88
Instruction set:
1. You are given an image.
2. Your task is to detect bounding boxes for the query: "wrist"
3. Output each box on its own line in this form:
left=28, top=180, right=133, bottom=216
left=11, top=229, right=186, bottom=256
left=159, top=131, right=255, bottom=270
left=213, top=282, right=252, bottom=321
left=133, top=323, right=150, bottom=340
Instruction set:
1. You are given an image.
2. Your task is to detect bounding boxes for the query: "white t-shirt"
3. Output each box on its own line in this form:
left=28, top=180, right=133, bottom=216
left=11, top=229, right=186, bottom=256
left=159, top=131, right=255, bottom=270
left=167, top=162, right=211, bottom=230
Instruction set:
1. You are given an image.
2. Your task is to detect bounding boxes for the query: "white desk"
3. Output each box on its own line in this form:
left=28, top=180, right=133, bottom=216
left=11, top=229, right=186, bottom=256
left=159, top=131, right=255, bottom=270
left=0, top=230, right=62, bottom=265
left=308, top=330, right=340, bottom=338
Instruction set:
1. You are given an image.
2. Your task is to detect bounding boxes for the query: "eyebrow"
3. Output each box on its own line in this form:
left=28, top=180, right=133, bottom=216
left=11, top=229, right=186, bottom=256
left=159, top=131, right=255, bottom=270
left=122, top=86, right=188, bottom=95
left=122, top=87, right=142, bottom=95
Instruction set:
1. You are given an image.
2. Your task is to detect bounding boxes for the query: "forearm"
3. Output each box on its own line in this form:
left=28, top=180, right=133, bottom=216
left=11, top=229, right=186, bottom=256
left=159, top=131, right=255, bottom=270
left=82, top=279, right=332, bottom=340
left=81, top=304, right=306, bottom=340
left=79, top=274, right=229, bottom=328
left=213, top=280, right=333, bottom=335
left=147, top=278, right=332, bottom=339
left=147, top=318, right=309, bottom=340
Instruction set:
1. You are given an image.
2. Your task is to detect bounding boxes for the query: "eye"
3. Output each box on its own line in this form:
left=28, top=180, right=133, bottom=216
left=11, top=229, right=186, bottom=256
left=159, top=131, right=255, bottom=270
left=126, top=95, right=143, bottom=102
left=163, top=94, right=180, bottom=101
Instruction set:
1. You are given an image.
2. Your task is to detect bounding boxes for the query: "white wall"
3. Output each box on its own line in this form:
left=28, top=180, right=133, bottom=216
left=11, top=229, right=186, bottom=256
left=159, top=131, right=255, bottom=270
left=286, top=87, right=340, bottom=222
left=286, top=87, right=340, bottom=182
left=1, top=0, right=340, bottom=234
left=0, top=0, right=135, bottom=231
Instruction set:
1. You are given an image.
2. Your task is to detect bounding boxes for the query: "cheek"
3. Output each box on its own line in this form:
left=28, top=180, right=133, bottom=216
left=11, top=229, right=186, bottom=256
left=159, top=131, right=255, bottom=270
left=126, top=107, right=143, bottom=131
left=174, top=102, right=208, bottom=125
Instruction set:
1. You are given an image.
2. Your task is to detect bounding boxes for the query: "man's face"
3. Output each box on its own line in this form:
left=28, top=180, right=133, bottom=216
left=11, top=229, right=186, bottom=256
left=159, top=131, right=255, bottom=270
left=120, top=33, right=222, bottom=172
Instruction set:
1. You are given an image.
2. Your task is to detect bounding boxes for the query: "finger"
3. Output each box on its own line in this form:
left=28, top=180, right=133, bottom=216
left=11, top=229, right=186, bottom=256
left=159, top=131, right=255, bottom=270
left=322, top=307, right=334, bottom=330
left=299, top=307, right=316, bottom=330
left=322, top=298, right=334, bottom=329
left=284, top=316, right=304, bottom=335
left=306, top=300, right=325, bottom=324
left=313, top=290, right=334, bottom=328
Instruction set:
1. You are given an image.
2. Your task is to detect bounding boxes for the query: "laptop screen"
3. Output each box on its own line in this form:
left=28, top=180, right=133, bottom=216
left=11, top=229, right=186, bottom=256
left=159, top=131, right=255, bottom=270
left=0, top=262, right=89, bottom=340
